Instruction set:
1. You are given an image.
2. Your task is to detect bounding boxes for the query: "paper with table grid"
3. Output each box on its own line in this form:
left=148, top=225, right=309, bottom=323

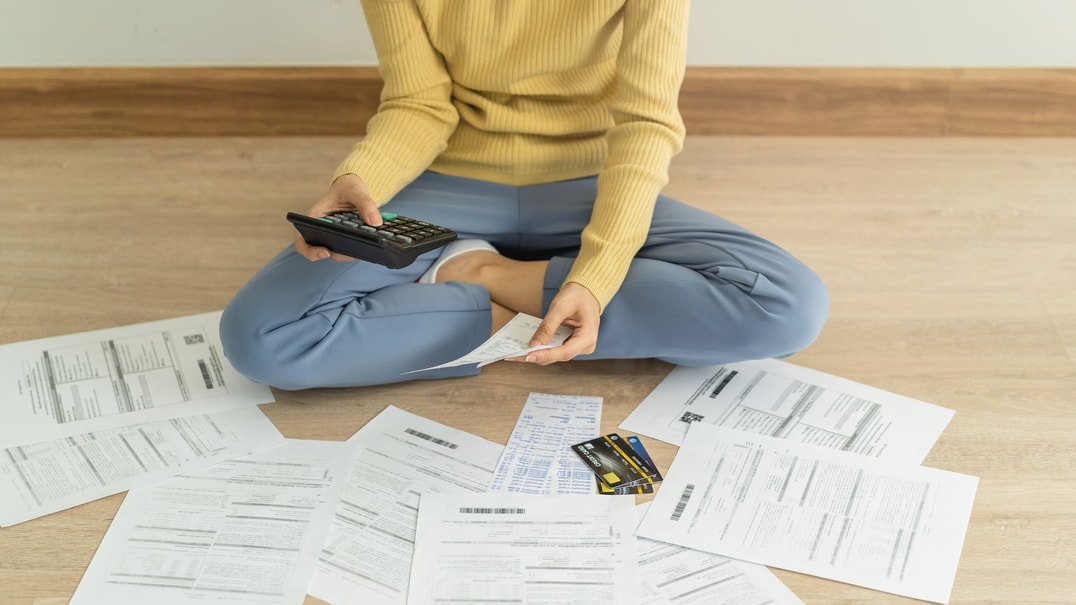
left=487, top=392, right=602, bottom=494
left=638, top=423, right=978, bottom=604
left=69, top=439, right=352, bottom=605
left=407, top=493, right=639, bottom=605
left=620, top=358, right=954, bottom=464
left=307, top=405, right=505, bottom=605
left=633, top=502, right=804, bottom=605
left=0, top=405, right=284, bottom=527
left=0, top=311, right=274, bottom=450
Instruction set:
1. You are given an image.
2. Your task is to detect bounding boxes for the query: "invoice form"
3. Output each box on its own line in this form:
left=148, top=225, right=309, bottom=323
left=621, top=358, right=954, bottom=464
left=406, top=312, right=571, bottom=373
left=307, top=405, right=505, bottom=605
left=634, top=503, right=803, bottom=605
left=0, top=311, right=273, bottom=448
left=638, top=423, right=978, bottom=604
left=488, top=392, right=602, bottom=494
left=0, top=405, right=284, bottom=526
left=407, top=493, right=638, bottom=605
left=70, top=439, right=353, bottom=605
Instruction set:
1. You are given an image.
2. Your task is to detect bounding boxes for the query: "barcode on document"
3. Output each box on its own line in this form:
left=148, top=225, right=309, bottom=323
left=459, top=507, right=526, bottom=515
left=710, top=370, right=738, bottom=397
left=405, top=428, right=458, bottom=449
left=670, top=484, right=695, bottom=522
left=184, top=333, right=205, bottom=345
left=197, top=360, right=214, bottom=389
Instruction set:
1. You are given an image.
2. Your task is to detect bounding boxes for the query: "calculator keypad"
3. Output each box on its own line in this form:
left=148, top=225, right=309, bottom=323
left=318, top=212, right=453, bottom=246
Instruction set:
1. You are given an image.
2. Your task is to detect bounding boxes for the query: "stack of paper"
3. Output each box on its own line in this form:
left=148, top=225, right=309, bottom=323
left=0, top=312, right=279, bottom=527
left=2, top=312, right=978, bottom=605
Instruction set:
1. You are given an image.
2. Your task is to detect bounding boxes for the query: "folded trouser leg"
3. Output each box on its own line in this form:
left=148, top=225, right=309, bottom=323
left=220, top=245, right=495, bottom=390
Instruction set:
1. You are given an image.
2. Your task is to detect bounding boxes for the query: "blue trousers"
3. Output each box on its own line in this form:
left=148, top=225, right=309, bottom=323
left=220, top=172, right=829, bottom=390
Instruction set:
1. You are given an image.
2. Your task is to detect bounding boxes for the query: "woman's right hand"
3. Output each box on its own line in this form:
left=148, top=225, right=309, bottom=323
left=295, top=173, right=383, bottom=262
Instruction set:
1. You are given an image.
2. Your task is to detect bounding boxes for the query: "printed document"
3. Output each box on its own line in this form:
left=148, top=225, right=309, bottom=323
left=0, top=311, right=274, bottom=449
left=638, top=423, right=978, bottom=604
left=407, top=493, right=638, bottom=605
left=0, top=405, right=284, bottom=526
left=406, top=312, right=571, bottom=373
left=308, top=405, right=504, bottom=605
left=70, top=439, right=352, bottom=605
left=488, top=392, right=602, bottom=494
left=620, top=358, right=954, bottom=464
left=634, top=503, right=803, bottom=605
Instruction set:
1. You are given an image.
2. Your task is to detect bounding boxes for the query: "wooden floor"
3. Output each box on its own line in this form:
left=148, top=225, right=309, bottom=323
left=1, top=136, right=1074, bottom=604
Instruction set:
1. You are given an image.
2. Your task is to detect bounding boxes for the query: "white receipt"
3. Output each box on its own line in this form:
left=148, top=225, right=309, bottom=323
left=620, top=358, right=954, bottom=464
left=0, top=405, right=284, bottom=526
left=634, top=503, right=803, bottom=605
left=308, top=405, right=505, bottom=605
left=70, top=439, right=353, bottom=605
left=0, top=311, right=274, bottom=449
left=405, top=312, right=571, bottom=373
left=407, top=493, right=639, bottom=605
left=488, top=392, right=602, bottom=494
left=638, top=423, right=978, bottom=604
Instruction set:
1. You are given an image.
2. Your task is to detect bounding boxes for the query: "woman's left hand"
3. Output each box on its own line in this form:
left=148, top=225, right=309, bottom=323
left=523, top=282, right=600, bottom=365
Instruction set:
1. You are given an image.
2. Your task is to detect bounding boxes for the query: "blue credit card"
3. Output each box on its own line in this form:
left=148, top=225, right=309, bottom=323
left=627, top=435, right=656, bottom=469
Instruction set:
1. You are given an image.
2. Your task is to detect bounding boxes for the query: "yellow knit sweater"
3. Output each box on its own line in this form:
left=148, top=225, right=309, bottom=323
left=335, top=0, right=689, bottom=309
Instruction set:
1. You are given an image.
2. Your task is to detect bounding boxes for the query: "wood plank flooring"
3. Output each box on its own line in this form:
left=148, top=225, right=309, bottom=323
left=0, top=136, right=1074, bottom=604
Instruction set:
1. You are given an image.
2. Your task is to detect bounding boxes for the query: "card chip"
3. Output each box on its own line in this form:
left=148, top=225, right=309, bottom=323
left=570, top=433, right=664, bottom=491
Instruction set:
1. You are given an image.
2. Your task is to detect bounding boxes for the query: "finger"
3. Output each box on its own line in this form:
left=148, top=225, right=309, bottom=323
left=336, top=179, right=382, bottom=226
left=345, top=187, right=381, bottom=226
left=528, top=313, right=566, bottom=348
left=527, top=342, right=579, bottom=366
left=358, top=201, right=383, bottom=227
left=524, top=347, right=563, bottom=366
left=527, top=328, right=596, bottom=365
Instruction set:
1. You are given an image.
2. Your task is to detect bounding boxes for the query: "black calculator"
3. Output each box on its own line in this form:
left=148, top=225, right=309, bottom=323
left=287, top=211, right=458, bottom=269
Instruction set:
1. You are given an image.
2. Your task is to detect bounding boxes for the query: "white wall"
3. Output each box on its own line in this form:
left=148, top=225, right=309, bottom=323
left=696, top=0, right=1076, bottom=67
left=2, top=0, right=1075, bottom=68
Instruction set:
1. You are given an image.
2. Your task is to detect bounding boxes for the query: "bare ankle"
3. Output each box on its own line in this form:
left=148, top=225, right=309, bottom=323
left=436, top=251, right=547, bottom=318
left=435, top=250, right=502, bottom=284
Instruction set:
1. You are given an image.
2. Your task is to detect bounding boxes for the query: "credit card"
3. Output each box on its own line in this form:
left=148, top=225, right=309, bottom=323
left=596, top=475, right=655, bottom=495
left=626, top=435, right=656, bottom=469
left=571, top=433, right=663, bottom=489
left=597, top=436, right=660, bottom=494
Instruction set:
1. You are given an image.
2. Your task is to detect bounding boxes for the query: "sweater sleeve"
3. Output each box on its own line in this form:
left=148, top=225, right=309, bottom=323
left=563, top=0, right=689, bottom=311
left=333, top=0, right=459, bottom=205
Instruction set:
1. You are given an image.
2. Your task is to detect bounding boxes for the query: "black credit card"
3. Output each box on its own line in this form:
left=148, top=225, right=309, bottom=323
left=597, top=475, right=655, bottom=495
left=571, top=433, right=663, bottom=489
